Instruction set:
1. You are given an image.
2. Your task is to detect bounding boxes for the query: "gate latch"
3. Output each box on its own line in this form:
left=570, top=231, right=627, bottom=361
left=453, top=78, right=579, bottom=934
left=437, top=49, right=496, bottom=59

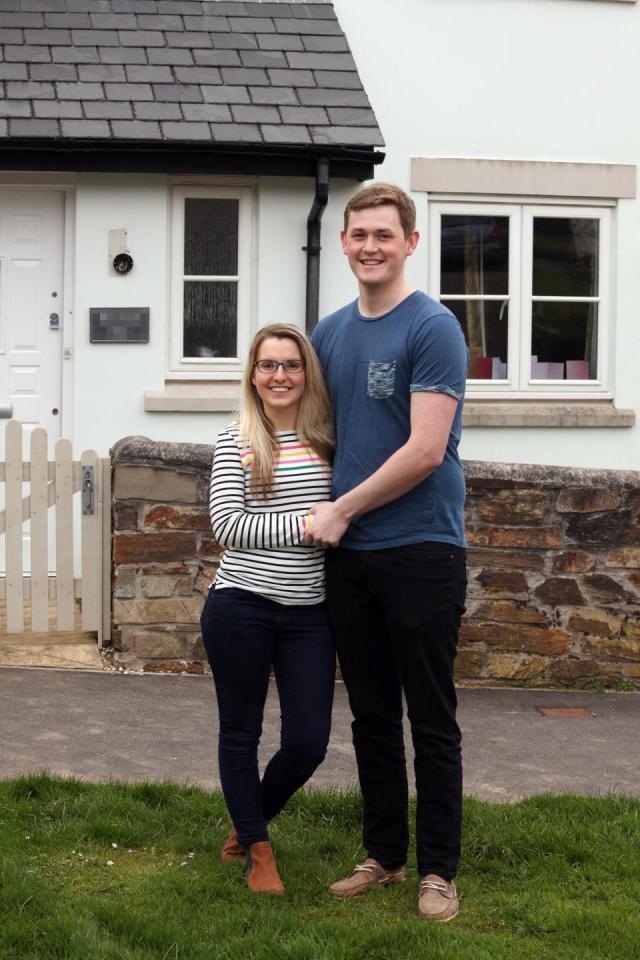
left=82, top=466, right=95, bottom=515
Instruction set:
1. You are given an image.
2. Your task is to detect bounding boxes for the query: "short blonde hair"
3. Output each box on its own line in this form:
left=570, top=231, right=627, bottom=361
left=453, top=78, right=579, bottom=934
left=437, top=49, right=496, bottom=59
left=238, top=324, right=334, bottom=496
left=344, top=182, right=416, bottom=238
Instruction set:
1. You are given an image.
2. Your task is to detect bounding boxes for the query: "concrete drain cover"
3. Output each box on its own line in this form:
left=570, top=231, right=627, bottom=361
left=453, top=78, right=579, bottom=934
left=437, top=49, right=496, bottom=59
left=536, top=707, right=592, bottom=718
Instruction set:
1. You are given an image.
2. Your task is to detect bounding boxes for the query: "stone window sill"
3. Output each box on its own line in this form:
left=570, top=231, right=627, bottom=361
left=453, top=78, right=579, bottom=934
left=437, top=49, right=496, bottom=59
left=144, top=381, right=241, bottom=413
left=463, top=401, right=635, bottom=428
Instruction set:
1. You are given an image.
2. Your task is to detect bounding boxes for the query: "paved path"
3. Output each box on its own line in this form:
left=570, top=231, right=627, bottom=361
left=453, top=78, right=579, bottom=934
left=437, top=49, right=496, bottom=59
left=1, top=667, right=639, bottom=801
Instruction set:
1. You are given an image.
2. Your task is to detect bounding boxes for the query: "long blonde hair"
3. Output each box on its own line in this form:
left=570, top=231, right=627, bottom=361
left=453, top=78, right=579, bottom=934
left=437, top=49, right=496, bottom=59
left=238, top=324, right=334, bottom=497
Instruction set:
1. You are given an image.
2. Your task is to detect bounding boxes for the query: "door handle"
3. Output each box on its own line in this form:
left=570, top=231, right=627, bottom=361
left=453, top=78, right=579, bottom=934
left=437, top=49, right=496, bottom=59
left=0, top=402, right=13, bottom=419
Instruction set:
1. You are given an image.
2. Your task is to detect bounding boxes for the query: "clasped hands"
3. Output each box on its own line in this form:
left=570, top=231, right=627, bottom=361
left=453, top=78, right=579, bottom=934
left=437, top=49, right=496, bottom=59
left=303, top=500, right=350, bottom=549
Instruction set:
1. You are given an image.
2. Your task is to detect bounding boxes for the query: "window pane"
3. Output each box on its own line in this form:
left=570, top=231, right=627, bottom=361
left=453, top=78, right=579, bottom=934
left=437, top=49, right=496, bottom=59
left=531, top=301, right=597, bottom=379
left=440, top=215, right=509, bottom=296
left=183, top=281, right=238, bottom=358
left=442, top=299, right=509, bottom=379
left=184, top=198, right=239, bottom=276
left=533, top=218, right=598, bottom=297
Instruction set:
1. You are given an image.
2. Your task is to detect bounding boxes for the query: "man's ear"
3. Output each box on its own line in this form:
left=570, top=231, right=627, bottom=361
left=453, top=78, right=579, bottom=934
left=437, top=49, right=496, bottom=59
left=406, top=230, right=420, bottom=257
left=340, top=229, right=348, bottom=252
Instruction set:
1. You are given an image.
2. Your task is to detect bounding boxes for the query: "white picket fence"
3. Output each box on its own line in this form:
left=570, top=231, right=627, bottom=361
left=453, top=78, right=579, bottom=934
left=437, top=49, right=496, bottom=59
left=0, top=420, right=111, bottom=646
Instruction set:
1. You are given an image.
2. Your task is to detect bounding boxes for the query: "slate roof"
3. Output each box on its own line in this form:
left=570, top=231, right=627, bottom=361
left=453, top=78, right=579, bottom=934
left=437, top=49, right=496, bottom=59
left=0, top=0, right=384, bottom=152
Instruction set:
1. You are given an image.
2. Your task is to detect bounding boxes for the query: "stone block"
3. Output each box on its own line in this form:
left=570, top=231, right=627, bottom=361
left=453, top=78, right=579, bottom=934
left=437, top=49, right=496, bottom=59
left=198, top=536, right=225, bottom=558
left=113, top=503, right=139, bottom=531
left=556, top=488, right=623, bottom=513
left=477, top=491, right=550, bottom=525
left=567, top=607, right=622, bottom=639
left=140, top=575, right=178, bottom=598
left=485, top=652, right=547, bottom=681
left=552, top=551, right=597, bottom=574
left=114, top=465, right=200, bottom=503
left=473, top=600, right=548, bottom=625
left=467, top=526, right=561, bottom=549
left=627, top=573, right=640, bottom=591
left=142, top=504, right=211, bottom=531
left=144, top=660, right=205, bottom=675
left=453, top=648, right=486, bottom=678
left=131, top=630, right=194, bottom=659
left=605, top=548, right=640, bottom=569
left=548, top=659, right=605, bottom=684
left=467, top=548, right=545, bottom=571
left=114, top=597, right=203, bottom=625
left=114, top=532, right=197, bottom=564
left=621, top=663, right=640, bottom=679
left=474, top=569, right=528, bottom=595
left=460, top=622, right=571, bottom=655
left=535, top=578, right=585, bottom=606
left=114, top=567, right=136, bottom=599
left=582, top=574, right=629, bottom=603
left=581, top=635, right=640, bottom=660
left=626, top=619, right=640, bottom=642
left=567, top=510, right=640, bottom=548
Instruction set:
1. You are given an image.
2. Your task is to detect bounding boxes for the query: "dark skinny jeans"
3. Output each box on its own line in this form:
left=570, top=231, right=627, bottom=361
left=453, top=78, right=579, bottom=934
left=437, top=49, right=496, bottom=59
left=200, top=586, right=335, bottom=848
left=325, top=541, right=467, bottom=881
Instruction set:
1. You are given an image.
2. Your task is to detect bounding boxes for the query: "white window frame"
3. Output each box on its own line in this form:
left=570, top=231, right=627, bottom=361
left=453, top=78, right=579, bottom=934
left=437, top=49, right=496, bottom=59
left=170, top=184, right=255, bottom=378
left=428, top=199, right=613, bottom=399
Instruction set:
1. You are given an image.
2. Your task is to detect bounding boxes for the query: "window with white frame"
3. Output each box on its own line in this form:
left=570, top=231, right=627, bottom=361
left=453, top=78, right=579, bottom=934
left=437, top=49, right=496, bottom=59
left=428, top=201, right=611, bottom=397
left=170, top=185, right=254, bottom=375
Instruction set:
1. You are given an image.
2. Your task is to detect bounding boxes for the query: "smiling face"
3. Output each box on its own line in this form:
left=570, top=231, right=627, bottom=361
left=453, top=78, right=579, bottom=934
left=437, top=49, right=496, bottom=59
left=341, top=204, right=419, bottom=295
left=250, top=336, right=307, bottom=431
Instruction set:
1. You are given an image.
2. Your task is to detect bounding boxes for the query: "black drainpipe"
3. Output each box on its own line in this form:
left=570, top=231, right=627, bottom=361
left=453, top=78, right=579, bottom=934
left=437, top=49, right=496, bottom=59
left=305, top=157, right=330, bottom=334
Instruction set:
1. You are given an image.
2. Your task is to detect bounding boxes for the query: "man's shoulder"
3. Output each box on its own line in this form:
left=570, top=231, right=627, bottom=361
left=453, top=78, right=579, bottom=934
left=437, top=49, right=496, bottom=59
left=313, top=300, right=357, bottom=340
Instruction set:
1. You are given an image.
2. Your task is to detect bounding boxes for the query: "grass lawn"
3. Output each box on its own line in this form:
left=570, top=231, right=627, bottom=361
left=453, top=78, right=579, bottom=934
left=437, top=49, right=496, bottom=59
left=1, top=775, right=639, bottom=960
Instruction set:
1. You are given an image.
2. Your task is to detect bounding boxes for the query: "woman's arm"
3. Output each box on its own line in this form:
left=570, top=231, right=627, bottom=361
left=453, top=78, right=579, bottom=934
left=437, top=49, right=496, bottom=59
left=209, top=431, right=309, bottom=549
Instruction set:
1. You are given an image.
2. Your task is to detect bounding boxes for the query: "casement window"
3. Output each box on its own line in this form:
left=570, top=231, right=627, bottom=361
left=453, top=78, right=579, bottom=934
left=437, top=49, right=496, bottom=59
left=170, top=185, right=254, bottom=376
left=428, top=201, right=612, bottom=398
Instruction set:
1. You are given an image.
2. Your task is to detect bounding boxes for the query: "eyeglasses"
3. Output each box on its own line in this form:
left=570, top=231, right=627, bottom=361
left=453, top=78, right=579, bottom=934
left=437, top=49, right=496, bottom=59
left=253, top=359, right=306, bottom=374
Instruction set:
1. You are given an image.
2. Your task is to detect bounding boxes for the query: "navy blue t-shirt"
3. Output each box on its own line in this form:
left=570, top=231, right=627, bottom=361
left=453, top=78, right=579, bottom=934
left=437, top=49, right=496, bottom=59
left=312, top=291, right=468, bottom=549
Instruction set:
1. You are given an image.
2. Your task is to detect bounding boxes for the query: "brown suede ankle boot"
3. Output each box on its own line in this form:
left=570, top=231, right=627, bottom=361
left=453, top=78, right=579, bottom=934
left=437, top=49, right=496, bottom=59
left=245, top=841, right=285, bottom=894
left=221, top=828, right=246, bottom=864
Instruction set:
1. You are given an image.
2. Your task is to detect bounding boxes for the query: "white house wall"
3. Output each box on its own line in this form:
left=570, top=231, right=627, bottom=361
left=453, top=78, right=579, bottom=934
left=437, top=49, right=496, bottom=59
left=330, top=0, right=640, bottom=470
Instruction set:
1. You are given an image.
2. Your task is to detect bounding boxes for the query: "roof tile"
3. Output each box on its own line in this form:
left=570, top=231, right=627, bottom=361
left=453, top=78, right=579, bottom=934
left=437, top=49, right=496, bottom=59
left=299, top=87, right=371, bottom=108
left=268, top=68, right=315, bottom=87
left=156, top=1, right=203, bottom=13
left=126, top=64, right=173, bottom=82
left=0, top=121, right=7, bottom=138
left=246, top=3, right=292, bottom=14
left=0, top=63, right=29, bottom=80
left=111, top=0, right=159, bottom=11
left=240, top=49, right=287, bottom=68
left=182, top=15, right=230, bottom=31
left=90, top=12, right=137, bottom=27
left=314, top=69, right=362, bottom=89
left=118, top=29, right=165, bottom=46
left=151, top=83, right=203, bottom=102
left=134, top=100, right=182, bottom=119
left=280, top=104, right=327, bottom=124
left=148, top=48, right=194, bottom=65
left=231, top=103, right=279, bottom=123
left=0, top=27, right=22, bottom=41
left=99, top=46, right=147, bottom=63
left=56, top=80, right=105, bottom=98
left=112, top=118, right=162, bottom=137
left=9, top=118, right=60, bottom=136
left=44, top=12, right=91, bottom=26
left=202, top=84, right=250, bottom=104
left=161, top=119, right=210, bottom=139
left=174, top=66, right=223, bottom=83
left=72, top=28, right=119, bottom=44
left=165, top=30, right=213, bottom=48
left=35, top=99, right=82, bottom=116
left=0, top=12, right=44, bottom=26
left=228, top=17, right=275, bottom=33
left=210, top=121, right=260, bottom=141
left=52, top=45, right=99, bottom=62
left=135, top=14, right=183, bottom=29
left=7, top=80, right=56, bottom=99
left=182, top=102, right=232, bottom=122
left=220, top=66, right=268, bottom=85
left=274, top=17, right=341, bottom=35
left=287, top=51, right=356, bottom=70
left=83, top=100, right=133, bottom=117
left=328, top=107, right=379, bottom=126
left=31, top=62, right=78, bottom=80
left=290, top=3, right=335, bottom=19
left=311, top=124, right=384, bottom=146
left=79, top=62, right=126, bottom=80
left=0, top=101, right=33, bottom=118
left=256, top=33, right=302, bottom=51
left=193, top=49, right=241, bottom=67
left=61, top=117, right=110, bottom=135
left=210, top=31, right=257, bottom=49
left=301, top=34, right=348, bottom=52
left=249, top=85, right=297, bottom=106
left=261, top=123, right=310, bottom=143
left=105, top=81, right=154, bottom=99
left=6, top=45, right=52, bottom=63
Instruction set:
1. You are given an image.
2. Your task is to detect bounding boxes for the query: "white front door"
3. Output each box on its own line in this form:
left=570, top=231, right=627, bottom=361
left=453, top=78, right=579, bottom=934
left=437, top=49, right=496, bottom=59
left=0, top=190, right=66, bottom=577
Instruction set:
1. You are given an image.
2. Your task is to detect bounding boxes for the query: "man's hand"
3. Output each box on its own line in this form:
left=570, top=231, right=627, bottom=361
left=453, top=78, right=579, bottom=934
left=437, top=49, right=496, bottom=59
left=304, top=501, right=351, bottom=548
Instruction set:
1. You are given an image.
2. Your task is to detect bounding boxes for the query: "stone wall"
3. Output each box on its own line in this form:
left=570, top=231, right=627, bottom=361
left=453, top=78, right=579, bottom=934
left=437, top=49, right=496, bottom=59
left=110, top=437, right=640, bottom=687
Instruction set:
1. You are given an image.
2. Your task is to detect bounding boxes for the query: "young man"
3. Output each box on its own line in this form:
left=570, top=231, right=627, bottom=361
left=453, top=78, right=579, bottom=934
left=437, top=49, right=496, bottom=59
left=307, top=183, right=468, bottom=922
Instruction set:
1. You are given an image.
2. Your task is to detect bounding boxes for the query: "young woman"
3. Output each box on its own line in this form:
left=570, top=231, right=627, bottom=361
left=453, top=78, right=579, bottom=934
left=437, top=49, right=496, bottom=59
left=200, top=324, right=335, bottom=895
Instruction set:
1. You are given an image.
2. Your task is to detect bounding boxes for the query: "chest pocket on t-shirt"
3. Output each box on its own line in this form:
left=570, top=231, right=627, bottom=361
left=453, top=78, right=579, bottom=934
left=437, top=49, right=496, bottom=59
left=367, top=360, right=396, bottom=399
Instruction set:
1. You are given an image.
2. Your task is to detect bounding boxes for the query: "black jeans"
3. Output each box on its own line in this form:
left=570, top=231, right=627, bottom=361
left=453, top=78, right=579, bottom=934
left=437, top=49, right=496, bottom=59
left=200, top=587, right=335, bottom=848
left=326, top=542, right=467, bottom=881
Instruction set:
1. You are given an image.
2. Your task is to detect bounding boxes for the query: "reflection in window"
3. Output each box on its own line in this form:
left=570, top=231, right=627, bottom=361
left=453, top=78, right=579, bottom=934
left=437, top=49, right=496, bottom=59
left=182, top=198, right=240, bottom=359
left=440, top=215, right=509, bottom=379
left=531, top=218, right=599, bottom=380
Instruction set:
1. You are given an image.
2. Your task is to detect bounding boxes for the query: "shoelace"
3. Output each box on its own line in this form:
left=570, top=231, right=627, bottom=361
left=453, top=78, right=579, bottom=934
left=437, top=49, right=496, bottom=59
left=420, top=878, right=450, bottom=894
left=353, top=863, right=376, bottom=874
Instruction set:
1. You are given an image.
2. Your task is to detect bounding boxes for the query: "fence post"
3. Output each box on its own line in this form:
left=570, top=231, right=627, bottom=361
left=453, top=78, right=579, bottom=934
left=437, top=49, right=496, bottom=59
left=30, top=427, right=50, bottom=632
left=55, top=437, right=74, bottom=631
left=5, top=420, right=24, bottom=633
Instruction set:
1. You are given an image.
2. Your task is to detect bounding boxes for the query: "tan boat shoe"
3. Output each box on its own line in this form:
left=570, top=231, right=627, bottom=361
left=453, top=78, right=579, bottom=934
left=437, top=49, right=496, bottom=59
left=328, top=858, right=406, bottom=898
left=417, top=874, right=459, bottom=922
left=220, top=828, right=246, bottom=864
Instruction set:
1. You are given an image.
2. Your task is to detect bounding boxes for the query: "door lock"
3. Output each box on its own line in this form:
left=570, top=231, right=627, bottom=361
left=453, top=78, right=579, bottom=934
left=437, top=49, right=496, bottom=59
left=49, top=313, right=60, bottom=329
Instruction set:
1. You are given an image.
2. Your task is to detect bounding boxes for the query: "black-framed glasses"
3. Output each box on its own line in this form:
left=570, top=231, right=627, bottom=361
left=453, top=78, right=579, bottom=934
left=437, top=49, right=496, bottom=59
left=253, top=359, right=306, bottom=374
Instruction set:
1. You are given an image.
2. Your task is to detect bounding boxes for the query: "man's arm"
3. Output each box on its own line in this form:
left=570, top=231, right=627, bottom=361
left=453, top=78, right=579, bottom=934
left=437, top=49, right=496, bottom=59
left=305, top=390, right=458, bottom=548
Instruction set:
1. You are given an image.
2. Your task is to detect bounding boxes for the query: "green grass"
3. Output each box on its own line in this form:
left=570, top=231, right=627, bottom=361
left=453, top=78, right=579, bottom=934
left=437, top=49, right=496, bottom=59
left=1, top=775, right=639, bottom=960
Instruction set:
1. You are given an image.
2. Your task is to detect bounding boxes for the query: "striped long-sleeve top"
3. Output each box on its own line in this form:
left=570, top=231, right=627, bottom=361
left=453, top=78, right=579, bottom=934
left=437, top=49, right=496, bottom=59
left=208, top=424, right=332, bottom=605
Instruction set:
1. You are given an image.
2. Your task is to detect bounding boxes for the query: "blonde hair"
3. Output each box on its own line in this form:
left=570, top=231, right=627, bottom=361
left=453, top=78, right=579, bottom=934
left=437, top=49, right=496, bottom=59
left=344, top=182, right=416, bottom=239
left=238, top=324, right=334, bottom=497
